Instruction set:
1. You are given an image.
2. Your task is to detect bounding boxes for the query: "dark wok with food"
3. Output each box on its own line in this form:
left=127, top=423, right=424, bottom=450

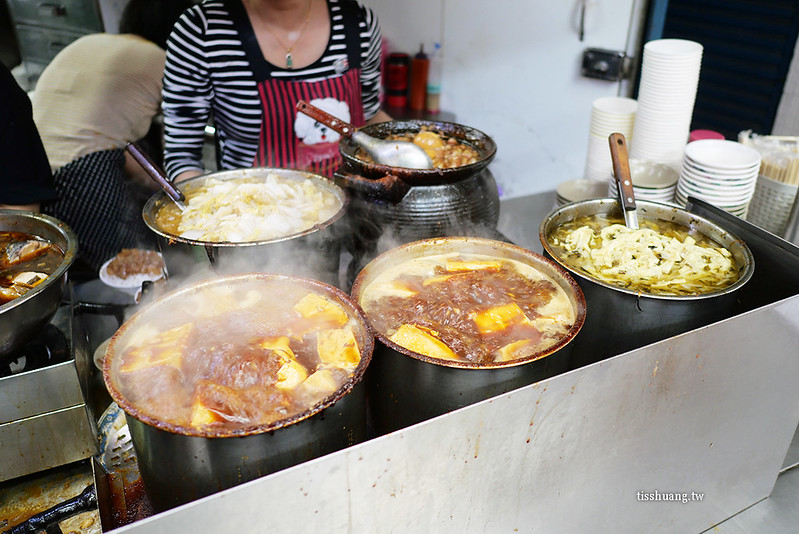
left=339, top=120, right=497, bottom=186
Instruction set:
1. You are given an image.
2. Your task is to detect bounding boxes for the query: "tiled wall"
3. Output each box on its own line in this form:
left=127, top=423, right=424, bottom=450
left=363, top=0, right=646, bottom=198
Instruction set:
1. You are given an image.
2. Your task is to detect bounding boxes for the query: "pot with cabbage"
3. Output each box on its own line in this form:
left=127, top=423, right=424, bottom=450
left=142, top=167, right=348, bottom=285
left=102, top=273, right=373, bottom=510
left=539, top=199, right=754, bottom=359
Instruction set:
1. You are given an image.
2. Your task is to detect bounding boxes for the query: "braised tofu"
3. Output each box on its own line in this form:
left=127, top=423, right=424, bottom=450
left=120, top=323, right=192, bottom=373
left=471, top=303, right=533, bottom=334
left=317, top=327, right=360, bottom=371
left=389, top=324, right=460, bottom=361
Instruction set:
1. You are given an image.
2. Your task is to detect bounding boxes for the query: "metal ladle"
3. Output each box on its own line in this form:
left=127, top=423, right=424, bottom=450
left=296, top=100, right=434, bottom=169
left=608, top=132, right=639, bottom=229
left=126, top=142, right=187, bottom=212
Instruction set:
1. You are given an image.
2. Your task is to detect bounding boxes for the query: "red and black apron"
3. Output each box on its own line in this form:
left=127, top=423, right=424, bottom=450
left=233, top=0, right=365, bottom=177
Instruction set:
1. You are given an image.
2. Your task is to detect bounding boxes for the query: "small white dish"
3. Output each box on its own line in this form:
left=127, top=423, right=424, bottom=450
left=99, top=250, right=165, bottom=294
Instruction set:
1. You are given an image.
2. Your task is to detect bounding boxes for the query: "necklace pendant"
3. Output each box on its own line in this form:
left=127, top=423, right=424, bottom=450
left=286, top=51, right=293, bottom=69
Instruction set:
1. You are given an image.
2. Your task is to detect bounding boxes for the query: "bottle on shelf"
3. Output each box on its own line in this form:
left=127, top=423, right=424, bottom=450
left=385, top=52, right=410, bottom=108
left=426, top=42, right=442, bottom=114
left=409, top=44, right=429, bottom=111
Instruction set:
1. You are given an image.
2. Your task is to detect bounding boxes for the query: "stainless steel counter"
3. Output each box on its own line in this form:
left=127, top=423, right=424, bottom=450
left=100, top=191, right=799, bottom=534
left=503, top=192, right=799, bottom=532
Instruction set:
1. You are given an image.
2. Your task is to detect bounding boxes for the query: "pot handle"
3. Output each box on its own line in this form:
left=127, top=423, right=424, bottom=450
left=73, top=301, right=128, bottom=327
left=296, top=100, right=355, bottom=138
left=333, top=171, right=411, bottom=204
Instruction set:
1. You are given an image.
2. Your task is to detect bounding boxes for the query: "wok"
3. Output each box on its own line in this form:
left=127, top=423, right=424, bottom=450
left=338, top=120, right=497, bottom=188
left=0, top=210, right=77, bottom=356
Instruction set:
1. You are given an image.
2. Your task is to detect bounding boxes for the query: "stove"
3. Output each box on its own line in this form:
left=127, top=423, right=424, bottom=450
left=0, top=289, right=98, bottom=483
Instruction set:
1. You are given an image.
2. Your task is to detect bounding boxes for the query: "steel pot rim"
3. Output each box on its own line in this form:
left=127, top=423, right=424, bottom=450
left=0, top=210, right=78, bottom=313
left=538, top=198, right=755, bottom=301
left=141, top=167, right=349, bottom=248
left=103, top=272, right=374, bottom=438
left=351, top=236, right=586, bottom=370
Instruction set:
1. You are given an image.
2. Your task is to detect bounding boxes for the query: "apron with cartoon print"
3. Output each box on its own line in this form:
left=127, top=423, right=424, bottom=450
left=234, top=0, right=365, bottom=177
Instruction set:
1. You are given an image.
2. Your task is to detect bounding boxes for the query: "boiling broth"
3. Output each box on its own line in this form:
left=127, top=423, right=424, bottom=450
left=359, top=252, right=576, bottom=365
left=113, top=278, right=364, bottom=435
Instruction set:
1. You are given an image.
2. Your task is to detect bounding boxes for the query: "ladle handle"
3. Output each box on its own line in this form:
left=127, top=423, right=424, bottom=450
left=608, top=133, right=636, bottom=211
left=296, top=100, right=355, bottom=138
left=125, top=142, right=186, bottom=203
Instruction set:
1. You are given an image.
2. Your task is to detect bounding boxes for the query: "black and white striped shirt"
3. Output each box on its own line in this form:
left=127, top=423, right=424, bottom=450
left=162, top=0, right=383, bottom=178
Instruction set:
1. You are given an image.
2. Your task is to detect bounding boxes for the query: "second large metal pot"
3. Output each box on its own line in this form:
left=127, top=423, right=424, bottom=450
left=539, top=199, right=755, bottom=361
left=142, top=168, right=349, bottom=286
left=102, top=273, right=374, bottom=510
left=0, top=210, right=77, bottom=356
left=351, top=237, right=586, bottom=435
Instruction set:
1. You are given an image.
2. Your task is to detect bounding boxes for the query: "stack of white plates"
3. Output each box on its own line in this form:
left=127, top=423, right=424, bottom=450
left=608, top=159, right=679, bottom=204
left=675, top=139, right=762, bottom=217
left=583, top=97, right=638, bottom=182
left=630, top=39, right=703, bottom=170
left=556, top=179, right=609, bottom=206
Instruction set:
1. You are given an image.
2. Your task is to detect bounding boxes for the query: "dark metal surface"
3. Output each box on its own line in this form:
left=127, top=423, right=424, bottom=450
left=128, top=383, right=367, bottom=511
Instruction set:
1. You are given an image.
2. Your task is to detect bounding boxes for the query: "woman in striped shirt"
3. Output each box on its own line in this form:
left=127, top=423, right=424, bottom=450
left=162, top=0, right=391, bottom=181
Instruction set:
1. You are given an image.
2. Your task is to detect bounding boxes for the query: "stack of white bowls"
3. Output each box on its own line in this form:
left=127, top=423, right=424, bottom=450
left=608, top=159, right=679, bottom=204
left=629, top=39, right=703, bottom=170
left=675, top=139, right=762, bottom=217
left=583, top=96, right=638, bottom=182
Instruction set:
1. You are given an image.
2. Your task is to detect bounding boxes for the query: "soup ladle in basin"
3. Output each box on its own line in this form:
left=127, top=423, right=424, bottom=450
left=126, top=142, right=187, bottom=212
left=608, top=132, right=639, bottom=229
left=296, top=100, right=434, bottom=169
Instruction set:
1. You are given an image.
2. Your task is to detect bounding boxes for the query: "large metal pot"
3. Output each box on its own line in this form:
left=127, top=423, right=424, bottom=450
left=102, top=273, right=374, bottom=510
left=350, top=237, right=586, bottom=435
left=539, top=199, right=755, bottom=361
left=142, top=168, right=349, bottom=286
left=0, top=210, right=77, bottom=355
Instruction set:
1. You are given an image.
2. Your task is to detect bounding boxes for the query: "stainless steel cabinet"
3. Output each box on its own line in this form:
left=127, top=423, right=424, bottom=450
left=5, top=0, right=103, bottom=85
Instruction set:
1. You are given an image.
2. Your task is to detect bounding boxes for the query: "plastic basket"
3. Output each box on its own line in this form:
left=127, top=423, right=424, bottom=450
left=745, top=174, right=799, bottom=236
